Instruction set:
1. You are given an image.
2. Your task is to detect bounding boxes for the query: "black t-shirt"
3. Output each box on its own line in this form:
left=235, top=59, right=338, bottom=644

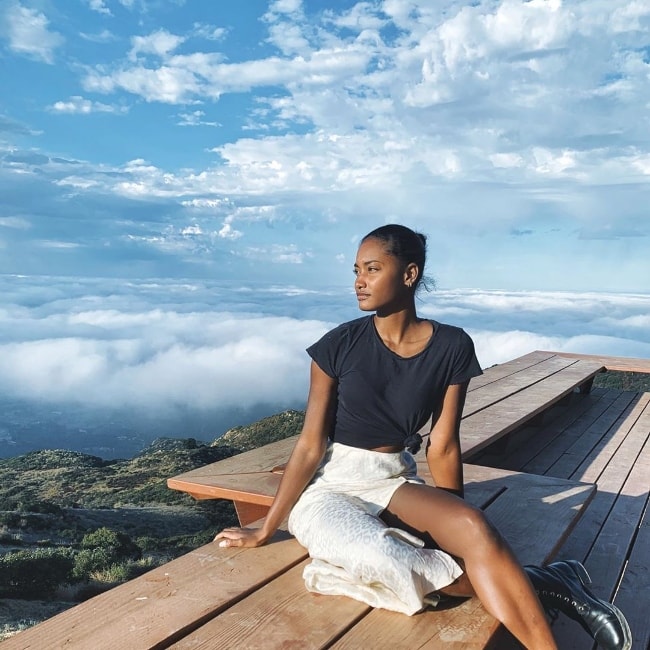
left=307, top=316, right=483, bottom=450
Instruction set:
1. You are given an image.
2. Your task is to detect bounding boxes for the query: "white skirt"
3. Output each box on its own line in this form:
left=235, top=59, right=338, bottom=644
left=287, top=442, right=463, bottom=615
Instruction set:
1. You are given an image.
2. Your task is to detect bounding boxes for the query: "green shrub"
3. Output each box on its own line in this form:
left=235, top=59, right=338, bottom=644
left=0, top=548, right=74, bottom=598
left=91, top=556, right=156, bottom=583
left=73, top=547, right=113, bottom=580
left=135, top=535, right=160, bottom=552
left=80, top=527, right=141, bottom=558
left=73, top=527, right=142, bottom=581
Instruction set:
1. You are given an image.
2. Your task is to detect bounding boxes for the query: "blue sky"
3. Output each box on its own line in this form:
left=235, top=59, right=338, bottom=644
left=1, top=0, right=649, bottom=291
left=0, top=1, right=649, bottom=449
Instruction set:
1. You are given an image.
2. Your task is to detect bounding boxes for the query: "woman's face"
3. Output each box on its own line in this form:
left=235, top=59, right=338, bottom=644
left=353, top=237, right=413, bottom=312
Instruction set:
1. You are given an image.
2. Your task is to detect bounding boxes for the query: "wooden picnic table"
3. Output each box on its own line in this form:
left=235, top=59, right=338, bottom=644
left=1, top=465, right=595, bottom=650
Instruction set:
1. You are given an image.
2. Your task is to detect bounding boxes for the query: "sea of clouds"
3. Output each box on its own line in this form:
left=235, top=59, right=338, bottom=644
left=2, top=274, right=649, bottom=408
left=0, top=274, right=648, bottom=455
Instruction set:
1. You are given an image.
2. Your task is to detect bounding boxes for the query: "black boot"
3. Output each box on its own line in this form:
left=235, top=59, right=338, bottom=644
left=524, top=560, right=632, bottom=650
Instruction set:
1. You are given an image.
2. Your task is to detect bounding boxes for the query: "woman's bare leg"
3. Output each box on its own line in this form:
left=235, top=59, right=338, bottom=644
left=383, top=483, right=556, bottom=650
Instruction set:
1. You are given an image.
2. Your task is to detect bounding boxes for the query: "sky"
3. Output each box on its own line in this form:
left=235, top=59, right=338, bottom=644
left=0, top=1, right=649, bottom=452
left=0, top=0, right=649, bottom=291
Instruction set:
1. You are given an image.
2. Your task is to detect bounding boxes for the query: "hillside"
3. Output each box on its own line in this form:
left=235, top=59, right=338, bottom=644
left=0, top=409, right=304, bottom=640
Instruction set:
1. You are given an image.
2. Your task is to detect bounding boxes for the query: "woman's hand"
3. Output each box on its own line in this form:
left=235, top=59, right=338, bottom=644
left=214, top=526, right=269, bottom=548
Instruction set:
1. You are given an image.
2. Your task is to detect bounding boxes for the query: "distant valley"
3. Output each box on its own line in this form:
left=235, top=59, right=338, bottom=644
left=0, top=397, right=301, bottom=459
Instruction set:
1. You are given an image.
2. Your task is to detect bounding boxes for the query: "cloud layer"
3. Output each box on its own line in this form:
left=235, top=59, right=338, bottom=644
left=1, top=276, right=648, bottom=412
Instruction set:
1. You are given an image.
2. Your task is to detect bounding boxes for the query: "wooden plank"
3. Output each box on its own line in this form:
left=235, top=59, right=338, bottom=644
left=538, top=351, right=650, bottom=374
left=549, top=394, right=650, bottom=562
left=490, top=389, right=617, bottom=472
left=482, top=474, right=595, bottom=566
left=168, top=436, right=297, bottom=481
left=524, top=391, right=640, bottom=478
left=458, top=361, right=604, bottom=458
left=467, top=351, right=559, bottom=391
left=167, top=560, right=370, bottom=650
left=551, top=398, right=650, bottom=649
left=0, top=534, right=308, bottom=650
left=583, top=434, right=649, bottom=596
left=234, top=501, right=274, bottom=527
left=613, top=492, right=650, bottom=650
left=331, top=597, right=496, bottom=650
left=563, top=392, right=650, bottom=484
left=509, top=389, right=626, bottom=473
left=168, top=472, right=280, bottom=508
left=461, top=356, right=579, bottom=417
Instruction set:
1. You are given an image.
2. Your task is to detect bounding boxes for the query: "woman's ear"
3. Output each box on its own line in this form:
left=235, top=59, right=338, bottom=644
left=404, top=262, right=419, bottom=288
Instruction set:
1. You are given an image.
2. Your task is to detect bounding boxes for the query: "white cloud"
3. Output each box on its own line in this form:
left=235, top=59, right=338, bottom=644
left=326, top=3, right=386, bottom=31
left=177, top=110, right=220, bottom=127
left=79, top=29, right=116, bottom=43
left=0, top=280, right=648, bottom=414
left=0, top=330, right=319, bottom=409
left=419, top=287, right=650, bottom=367
left=70, top=0, right=650, bottom=211
left=0, top=280, right=331, bottom=409
left=192, top=23, right=227, bottom=41
left=129, top=29, right=185, bottom=60
left=268, top=0, right=303, bottom=16
left=239, top=243, right=311, bottom=264
left=5, top=3, right=64, bottom=64
left=87, top=0, right=112, bottom=16
left=610, top=1, right=650, bottom=32
left=37, top=240, right=81, bottom=249
left=0, top=216, right=31, bottom=229
left=218, top=222, right=242, bottom=240
left=84, top=63, right=201, bottom=104
left=266, top=22, right=311, bottom=56
left=49, top=96, right=128, bottom=115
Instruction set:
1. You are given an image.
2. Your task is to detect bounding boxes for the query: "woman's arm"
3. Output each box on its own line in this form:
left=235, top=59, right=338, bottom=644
left=215, top=361, right=337, bottom=548
left=425, top=381, right=469, bottom=498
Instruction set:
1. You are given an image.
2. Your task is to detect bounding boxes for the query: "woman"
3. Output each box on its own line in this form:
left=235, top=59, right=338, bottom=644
left=216, top=225, right=630, bottom=650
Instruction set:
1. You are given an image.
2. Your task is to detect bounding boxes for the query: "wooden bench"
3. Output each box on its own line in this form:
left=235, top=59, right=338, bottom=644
left=1, top=465, right=595, bottom=650
left=457, top=351, right=603, bottom=457
left=168, top=350, right=604, bottom=525
left=538, top=350, right=650, bottom=373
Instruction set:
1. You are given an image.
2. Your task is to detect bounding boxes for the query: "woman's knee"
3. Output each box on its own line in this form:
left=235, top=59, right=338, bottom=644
left=457, top=506, right=505, bottom=552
